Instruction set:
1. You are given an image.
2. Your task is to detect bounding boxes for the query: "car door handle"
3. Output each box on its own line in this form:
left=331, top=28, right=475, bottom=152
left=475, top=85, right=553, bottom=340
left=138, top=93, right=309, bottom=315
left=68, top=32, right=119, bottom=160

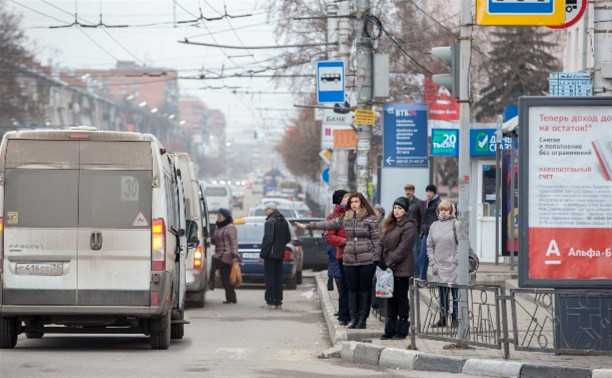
left=90, top=231, right=103, bottom=251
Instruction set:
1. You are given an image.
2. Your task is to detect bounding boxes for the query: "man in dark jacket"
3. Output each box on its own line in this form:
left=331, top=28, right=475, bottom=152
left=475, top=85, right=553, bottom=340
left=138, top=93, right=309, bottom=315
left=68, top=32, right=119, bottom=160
left=416, top=184, right=441, bottom=280
left=259, top=202, right=292, bottom=309
left=404, top=183, right=424, bottom=276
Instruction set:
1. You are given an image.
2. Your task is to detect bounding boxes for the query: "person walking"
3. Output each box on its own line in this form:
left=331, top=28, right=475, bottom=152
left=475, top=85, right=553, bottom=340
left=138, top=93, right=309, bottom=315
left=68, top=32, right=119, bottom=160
left=259, top=202, right=291, bottom=310
left=427, top=200, right=459, bottom=327
left=378, top=197, right=417, bottom=340
left=418, top=184, right=441, bottom=280
left=297, top=193, right=381, bottom=329
left=210, top=208, right=238, bottom=304
left=323, top=190, right=351, bottom=326
left=404, top=184, right=424, bottom=275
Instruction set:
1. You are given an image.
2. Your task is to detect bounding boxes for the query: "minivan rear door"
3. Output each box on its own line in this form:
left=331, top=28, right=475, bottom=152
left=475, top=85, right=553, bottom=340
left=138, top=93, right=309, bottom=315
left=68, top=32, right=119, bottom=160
left=2, top=140, right=79, bottom=305
left=76, top=142, right=152, bottom=306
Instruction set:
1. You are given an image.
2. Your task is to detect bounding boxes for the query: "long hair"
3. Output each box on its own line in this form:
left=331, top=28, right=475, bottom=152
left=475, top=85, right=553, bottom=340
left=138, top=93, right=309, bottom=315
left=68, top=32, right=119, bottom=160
left=381, top=211, right=397, bottom=236
left=347, top=192, right=375, bottom=217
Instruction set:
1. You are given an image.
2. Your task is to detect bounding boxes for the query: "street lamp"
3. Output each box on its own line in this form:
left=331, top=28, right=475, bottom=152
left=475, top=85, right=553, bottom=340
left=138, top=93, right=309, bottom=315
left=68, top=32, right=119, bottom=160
left=139, top=101, right=147, bottom=107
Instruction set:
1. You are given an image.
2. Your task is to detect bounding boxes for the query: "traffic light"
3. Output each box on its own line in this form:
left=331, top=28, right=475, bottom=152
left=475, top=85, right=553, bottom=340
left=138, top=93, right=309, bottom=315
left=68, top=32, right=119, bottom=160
left=431, top=42, right=460, bottom=98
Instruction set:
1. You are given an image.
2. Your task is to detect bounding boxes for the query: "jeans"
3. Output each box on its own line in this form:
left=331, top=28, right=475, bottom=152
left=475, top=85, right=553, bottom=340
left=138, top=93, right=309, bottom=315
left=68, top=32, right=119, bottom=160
left=264, top=258, right=283, bottom=306
left=439, top=287, right=458, bottom=317
left=338, top=262, right=350, bottom=322
left=418, top=235, right=429, bottom=280
left=220, top=262, right=236, bottom=302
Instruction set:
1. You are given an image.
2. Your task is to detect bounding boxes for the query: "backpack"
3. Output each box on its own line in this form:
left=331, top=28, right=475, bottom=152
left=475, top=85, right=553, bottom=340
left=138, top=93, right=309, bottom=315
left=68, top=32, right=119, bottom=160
left=453, top=221, right=480, bottom=273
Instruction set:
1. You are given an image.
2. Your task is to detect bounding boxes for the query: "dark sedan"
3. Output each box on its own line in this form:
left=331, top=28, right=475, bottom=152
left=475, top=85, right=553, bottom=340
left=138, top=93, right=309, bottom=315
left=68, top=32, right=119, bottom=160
left=234, top=217, right=303, bottom=289
left=287, top=218, right=328, bottom=271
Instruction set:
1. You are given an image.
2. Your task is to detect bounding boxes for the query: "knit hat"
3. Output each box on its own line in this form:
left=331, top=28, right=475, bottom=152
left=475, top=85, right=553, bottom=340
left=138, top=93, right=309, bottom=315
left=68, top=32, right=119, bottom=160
left=425, top=184, right=437, bottom=194
left=393, top=197, right=410, bottom=213
left=263, top=201, right=278, bottom=210
left=332, top=189, right=348, bottom=205
left=218, top=208, right=232, bottom=219
left=373, top=204, right=386, bottom=217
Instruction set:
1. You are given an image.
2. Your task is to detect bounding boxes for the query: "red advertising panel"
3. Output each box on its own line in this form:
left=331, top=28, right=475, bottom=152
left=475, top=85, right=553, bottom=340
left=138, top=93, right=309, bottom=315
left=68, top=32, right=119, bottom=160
left=519, top=97, right=612, bottom=287
left=424, top=76, right=459, bottom=121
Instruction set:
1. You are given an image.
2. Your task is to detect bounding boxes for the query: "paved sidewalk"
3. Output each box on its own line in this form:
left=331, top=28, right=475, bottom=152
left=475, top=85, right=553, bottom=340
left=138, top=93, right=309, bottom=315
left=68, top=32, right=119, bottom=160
left=315, top=271, right=612, bottom=378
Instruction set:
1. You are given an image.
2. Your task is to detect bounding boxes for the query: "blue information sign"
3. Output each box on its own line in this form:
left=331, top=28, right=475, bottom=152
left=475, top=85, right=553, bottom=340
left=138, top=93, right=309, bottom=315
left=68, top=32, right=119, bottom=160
left=431, top=129, right=459, bottom=156
left=321, top=166, right=330, bottom=184
left=470, top=129, right=514, bottom=156
left=317, top=61, right=345, bottom=103
left=488, top=0, right=554, bottom=14
left=383, top=103, right=428, bottom=167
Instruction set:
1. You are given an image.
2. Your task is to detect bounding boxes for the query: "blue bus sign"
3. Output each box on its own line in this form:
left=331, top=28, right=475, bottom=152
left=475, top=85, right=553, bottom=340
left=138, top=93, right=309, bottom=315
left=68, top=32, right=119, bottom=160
left=317, top=61, right=345, bottom=103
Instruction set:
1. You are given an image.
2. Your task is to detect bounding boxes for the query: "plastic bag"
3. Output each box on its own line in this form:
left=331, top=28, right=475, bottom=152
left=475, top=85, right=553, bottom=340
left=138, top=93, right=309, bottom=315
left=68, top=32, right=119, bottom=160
left=230, top=260, right=242, bottom=288
left=375, top=267, right=394, bottom=298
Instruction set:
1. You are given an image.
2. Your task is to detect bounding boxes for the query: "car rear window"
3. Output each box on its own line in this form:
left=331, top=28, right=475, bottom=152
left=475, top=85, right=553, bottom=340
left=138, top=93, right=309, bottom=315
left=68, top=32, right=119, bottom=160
left=253, top=208, right=294, bottom=218
left=79, top=170, right=152, bottom=228
left=236, top=223, right=265, bottom=244
left=206, top=187, right=227, bottom=196
left=4, top=169, right=79, bottom=228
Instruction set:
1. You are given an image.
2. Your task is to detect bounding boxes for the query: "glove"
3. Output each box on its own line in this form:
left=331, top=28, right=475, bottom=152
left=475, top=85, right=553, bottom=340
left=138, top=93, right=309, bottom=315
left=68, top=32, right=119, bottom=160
left=377, top=260, right=387, bottom=271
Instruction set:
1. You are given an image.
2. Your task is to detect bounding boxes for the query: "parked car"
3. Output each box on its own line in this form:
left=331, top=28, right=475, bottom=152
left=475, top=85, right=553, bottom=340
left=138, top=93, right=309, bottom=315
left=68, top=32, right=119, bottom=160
left=203, top=183, right=232, bottom=214
left=293, top=202, right=313, bottom=218
left=287, top=218, right=327, bottom=270
left=249, top=205, right=300, bottom=219
left=230, top=186, right=245, bottom=209
left=0, top=127, right=193, bottom=349
left=234, top=217, right=303, bottom=289
left=170, top=152, right=209, bottom=308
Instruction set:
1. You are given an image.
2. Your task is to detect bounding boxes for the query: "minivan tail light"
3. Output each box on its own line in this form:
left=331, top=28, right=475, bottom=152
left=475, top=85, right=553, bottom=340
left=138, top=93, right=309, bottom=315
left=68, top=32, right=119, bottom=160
left=283, top=249, right=293, bottom=261
left=194, top=246, right=203, bottom=269
left=151, top=218, right=166, bottom=271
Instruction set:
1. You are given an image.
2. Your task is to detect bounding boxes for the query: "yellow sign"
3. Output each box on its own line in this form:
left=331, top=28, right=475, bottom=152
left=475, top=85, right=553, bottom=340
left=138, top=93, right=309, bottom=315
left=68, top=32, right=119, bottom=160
left=354, top=109, right=376, bottom=126
left=333, top=129, right=357, bottom=149
left=476, top=0, right=566, bottom=26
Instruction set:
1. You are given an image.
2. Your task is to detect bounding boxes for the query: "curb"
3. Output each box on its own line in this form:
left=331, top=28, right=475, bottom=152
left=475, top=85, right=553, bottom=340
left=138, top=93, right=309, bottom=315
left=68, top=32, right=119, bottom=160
left=315, top=271, right=606, bottom=377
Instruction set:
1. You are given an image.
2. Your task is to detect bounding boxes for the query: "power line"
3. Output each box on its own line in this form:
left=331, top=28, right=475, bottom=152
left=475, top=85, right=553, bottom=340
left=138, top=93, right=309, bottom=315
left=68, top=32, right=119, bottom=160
left=178, top=39, right=337, bottom=50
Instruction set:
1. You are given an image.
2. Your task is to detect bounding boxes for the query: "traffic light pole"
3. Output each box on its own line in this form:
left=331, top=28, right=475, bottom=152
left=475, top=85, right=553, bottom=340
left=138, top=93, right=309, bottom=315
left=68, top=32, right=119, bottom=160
left=457, top=0, right=473, bottom=343
left=355, top=0, right=373, bottom=198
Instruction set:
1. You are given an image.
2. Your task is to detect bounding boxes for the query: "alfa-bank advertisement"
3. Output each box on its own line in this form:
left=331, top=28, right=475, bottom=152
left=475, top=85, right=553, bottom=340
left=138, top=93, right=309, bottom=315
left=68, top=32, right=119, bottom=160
left=519, top=97, right=612, bottom=288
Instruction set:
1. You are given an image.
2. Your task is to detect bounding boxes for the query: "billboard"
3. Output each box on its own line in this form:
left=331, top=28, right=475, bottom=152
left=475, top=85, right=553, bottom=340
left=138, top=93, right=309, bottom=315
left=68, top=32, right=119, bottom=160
left=383, top=103, right=428, bottom=168
left=518, top=96, right=612, bottom=288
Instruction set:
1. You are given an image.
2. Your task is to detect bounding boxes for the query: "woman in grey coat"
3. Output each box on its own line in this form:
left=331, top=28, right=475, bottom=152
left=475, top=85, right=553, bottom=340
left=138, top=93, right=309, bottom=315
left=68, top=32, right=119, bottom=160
left=426, top=200, right=458, bottom=327
left=297, top=192, right=381, bottom=329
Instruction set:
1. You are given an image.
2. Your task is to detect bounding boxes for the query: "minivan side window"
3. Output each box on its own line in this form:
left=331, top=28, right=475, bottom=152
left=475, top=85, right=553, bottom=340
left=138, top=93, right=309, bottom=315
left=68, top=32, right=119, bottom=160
left=165, top=175, right=178, bottom=232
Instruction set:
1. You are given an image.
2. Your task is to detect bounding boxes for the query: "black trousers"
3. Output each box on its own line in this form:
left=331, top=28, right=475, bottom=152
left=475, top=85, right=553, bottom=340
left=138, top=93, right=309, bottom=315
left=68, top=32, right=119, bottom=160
left=219, top=262, right=236, bottom=302
left=208, top=257, right=221, bottom=286
left=264, top=258, right=283, bottom=305
left=344, top=264, right=376, bottom=293
left=386, top=276, right=410, bottom=320
left=338, top=261, right=350, bottom=322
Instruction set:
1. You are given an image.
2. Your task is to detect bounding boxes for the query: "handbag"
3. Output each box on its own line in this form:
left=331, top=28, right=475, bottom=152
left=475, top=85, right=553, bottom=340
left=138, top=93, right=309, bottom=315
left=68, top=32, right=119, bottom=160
left=230, top=260, right=242, bottom=288
left=453, top=222, right=480, bottom=273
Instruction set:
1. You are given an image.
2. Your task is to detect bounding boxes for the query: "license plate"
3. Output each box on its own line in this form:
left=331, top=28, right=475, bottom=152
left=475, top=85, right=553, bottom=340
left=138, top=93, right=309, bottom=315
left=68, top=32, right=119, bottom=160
left=242, top=253, right=260, bottom=260
left=15, top=262, right=63, bottom=276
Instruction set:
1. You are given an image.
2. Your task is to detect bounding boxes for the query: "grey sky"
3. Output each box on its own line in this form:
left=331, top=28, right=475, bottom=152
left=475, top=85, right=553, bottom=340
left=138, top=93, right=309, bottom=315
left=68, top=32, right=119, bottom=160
left=9, top=0, right=300, bottom=132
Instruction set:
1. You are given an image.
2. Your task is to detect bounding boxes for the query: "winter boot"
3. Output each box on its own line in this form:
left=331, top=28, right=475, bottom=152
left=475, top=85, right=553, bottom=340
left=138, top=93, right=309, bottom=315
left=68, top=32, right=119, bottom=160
left=393, top=317, right=410, bottom=339
left=348, top=292, right=359, bottom=329
left=432, top=314, right=447, bottom=327
left=356, top=291, right=370, bottom=329
left=381, top=317, right=397, bottom=340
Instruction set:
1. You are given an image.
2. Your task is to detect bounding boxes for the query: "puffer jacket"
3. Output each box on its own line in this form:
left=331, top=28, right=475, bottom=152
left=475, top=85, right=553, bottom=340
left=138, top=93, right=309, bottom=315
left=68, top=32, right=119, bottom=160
left=382, top=215, right=417, bottom=277
left=308, top=207, right=381, bottom=267
left=212, top=223, right=238, bottom=265
left=260, top=210, right=292, bottom=260
left=323, top=205, right=347, bottom=260
left=426, top=214, right=458, bottom=285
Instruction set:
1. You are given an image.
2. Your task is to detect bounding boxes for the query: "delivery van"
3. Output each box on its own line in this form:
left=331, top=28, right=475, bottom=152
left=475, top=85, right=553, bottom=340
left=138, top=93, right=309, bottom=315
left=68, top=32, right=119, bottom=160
left=0, top=127, right=193, bottom=349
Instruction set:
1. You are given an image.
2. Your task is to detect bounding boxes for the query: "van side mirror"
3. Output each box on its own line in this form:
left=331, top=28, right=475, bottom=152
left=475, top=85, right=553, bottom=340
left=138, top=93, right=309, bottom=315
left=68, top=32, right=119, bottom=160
left=186, top=220, right=199, bottom=248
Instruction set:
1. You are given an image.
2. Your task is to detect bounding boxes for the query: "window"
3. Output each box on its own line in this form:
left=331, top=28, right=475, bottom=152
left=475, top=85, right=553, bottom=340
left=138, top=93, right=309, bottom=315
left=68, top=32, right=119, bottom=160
left=79, top=170, right=152, bottom=228
left=236, top=223, right=265, bottom=244
left=4, top=169, right=78, bottom=228
left=205, top=187, right=227, bottom=196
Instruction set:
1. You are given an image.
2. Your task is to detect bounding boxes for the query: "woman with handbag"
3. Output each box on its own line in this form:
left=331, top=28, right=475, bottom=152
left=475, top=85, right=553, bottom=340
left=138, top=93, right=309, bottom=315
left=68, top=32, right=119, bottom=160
left=379, top=197, right=417, bottom=340
left=211, top=208, right=238, bottom=304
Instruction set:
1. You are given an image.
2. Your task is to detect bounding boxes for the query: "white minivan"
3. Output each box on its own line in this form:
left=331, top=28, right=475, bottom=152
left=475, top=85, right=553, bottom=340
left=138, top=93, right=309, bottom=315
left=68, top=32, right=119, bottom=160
left=169, top=153, right=210, bottom=307
left=0, top=127, right=192, bottom=349
left=203, top=183, right=232, bottom=214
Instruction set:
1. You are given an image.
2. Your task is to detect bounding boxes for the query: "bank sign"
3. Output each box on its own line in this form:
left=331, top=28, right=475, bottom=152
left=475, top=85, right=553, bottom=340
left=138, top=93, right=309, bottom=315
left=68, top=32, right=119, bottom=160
left=383, top=103, right=428, bottom=168
left=470, top=129, right=513, bottom=156
left=431, top=129, right=458, bottom=156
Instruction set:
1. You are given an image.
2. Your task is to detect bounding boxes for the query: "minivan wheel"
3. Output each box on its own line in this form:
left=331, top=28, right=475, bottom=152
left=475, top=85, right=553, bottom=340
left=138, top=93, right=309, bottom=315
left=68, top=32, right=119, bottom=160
left=190, top=289, right=205, bottom=308
left=171, top=310, right=185, bottom=340
left=286, top=277, right=298, bottom=290
left=0, top=317, right=18, bottom=349
left=149, top=312, right=171, bottom=350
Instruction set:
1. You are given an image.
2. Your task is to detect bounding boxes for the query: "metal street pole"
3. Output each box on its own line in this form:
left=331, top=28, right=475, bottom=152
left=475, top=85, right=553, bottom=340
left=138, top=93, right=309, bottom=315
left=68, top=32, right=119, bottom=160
left=495, top=115, right=503, bottom=266
left=355, top=0, right=373, bottom=197
left=593, top=0, right=612, bottom=95
left=328, top=2, right=351, bottom=193
left=457, top=0, right=473, bottom=343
